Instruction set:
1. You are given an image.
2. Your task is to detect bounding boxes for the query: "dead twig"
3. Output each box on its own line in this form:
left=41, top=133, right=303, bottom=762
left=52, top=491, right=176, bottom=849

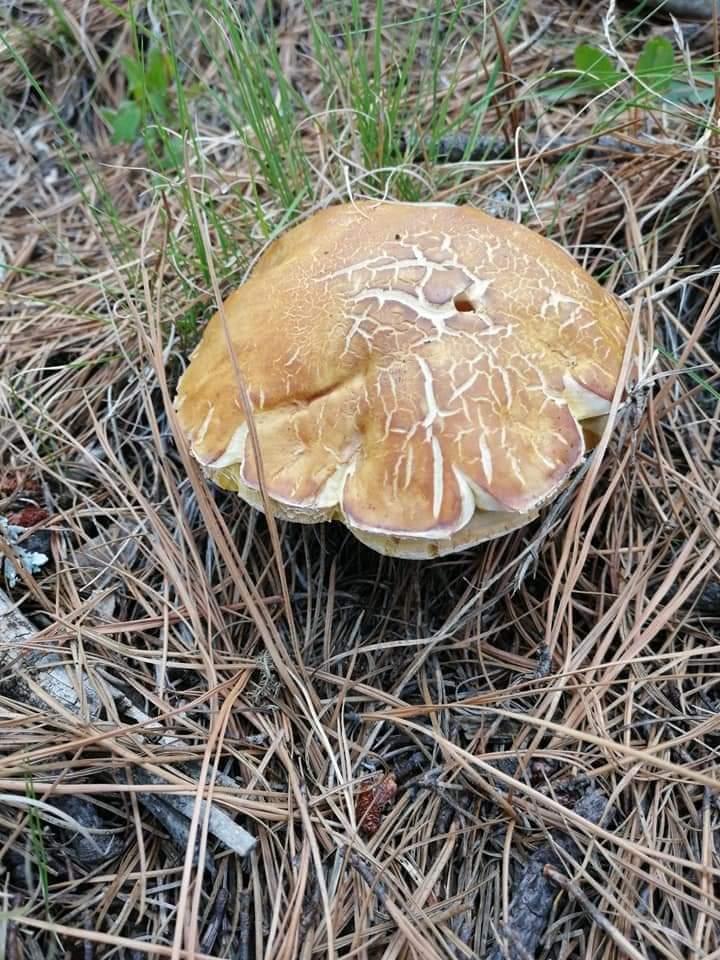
left=237, top=890, right=252, bottom=960
left=119, top=767, right=255, bottom=858
left=640, top=0, right=719, bottom=20
left=5, top=899, right=19, bottom=960
left=403, top=131, right=644, bottom=164
left=200, top=887, right=228, bottom=954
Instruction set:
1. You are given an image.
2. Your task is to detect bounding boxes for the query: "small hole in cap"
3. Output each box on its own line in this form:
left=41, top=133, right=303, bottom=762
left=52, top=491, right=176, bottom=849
left=453, top=293, right=475, bottom=312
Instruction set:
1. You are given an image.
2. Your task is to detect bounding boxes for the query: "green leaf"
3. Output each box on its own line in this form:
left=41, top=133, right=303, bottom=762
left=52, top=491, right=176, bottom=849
left=635, top=36, right=674, bottom=96
left=121, top=56, right=145, bottom=102
left=121, top=48, right=170, bottom=117
left=103, top=101, right=142, bottom=144
left=162, top=138, right=184, bottom=169
left=144, top=126, right=161, bottom=154
left=145, top=47, right=169, bottom=99
left=147, top=89, right=170, bottom=119
left=666, top=78, right=716, bottom=105
left=574, top=44, right=622, bottom=91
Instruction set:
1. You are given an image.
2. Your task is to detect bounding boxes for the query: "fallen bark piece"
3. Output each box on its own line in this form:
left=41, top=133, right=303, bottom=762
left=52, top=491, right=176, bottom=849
left=0, top=583, right=256, bottom=857
left=0, top=587, right=33, bottom=652
left=0, top=524, right=140, bottom=711
left=487, top=789, right=608, bottom=960
left=49, top=795, right=124, bottom=864
left=543, top=866, right=645, bottom=960
left=0, top=587, right=100, bottom=718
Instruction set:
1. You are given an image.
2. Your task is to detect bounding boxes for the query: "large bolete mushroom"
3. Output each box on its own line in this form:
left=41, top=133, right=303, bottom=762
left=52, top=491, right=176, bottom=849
left=174, top=201, right=631, bottom=558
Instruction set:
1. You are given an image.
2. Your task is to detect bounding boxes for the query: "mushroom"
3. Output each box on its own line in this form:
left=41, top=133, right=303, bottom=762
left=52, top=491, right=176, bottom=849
left=173, top=201, right=631, bottom=559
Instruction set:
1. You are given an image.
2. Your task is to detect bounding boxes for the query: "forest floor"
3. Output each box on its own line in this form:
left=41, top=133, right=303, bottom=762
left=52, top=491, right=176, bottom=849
left=0, top=1, right=719, bottom=958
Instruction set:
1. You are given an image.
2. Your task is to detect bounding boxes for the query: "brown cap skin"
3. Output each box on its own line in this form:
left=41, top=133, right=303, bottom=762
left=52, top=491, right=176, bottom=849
left=174, top=201, right=631, bottom=558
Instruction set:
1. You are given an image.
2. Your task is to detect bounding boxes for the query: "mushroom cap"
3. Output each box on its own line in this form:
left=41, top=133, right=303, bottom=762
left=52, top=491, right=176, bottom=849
left=174, top=201, right=631, bottom=559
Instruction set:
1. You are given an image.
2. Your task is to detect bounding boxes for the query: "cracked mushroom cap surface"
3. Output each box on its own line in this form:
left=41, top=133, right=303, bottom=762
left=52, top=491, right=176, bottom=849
left=174, top=201, right=631, bottom=558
